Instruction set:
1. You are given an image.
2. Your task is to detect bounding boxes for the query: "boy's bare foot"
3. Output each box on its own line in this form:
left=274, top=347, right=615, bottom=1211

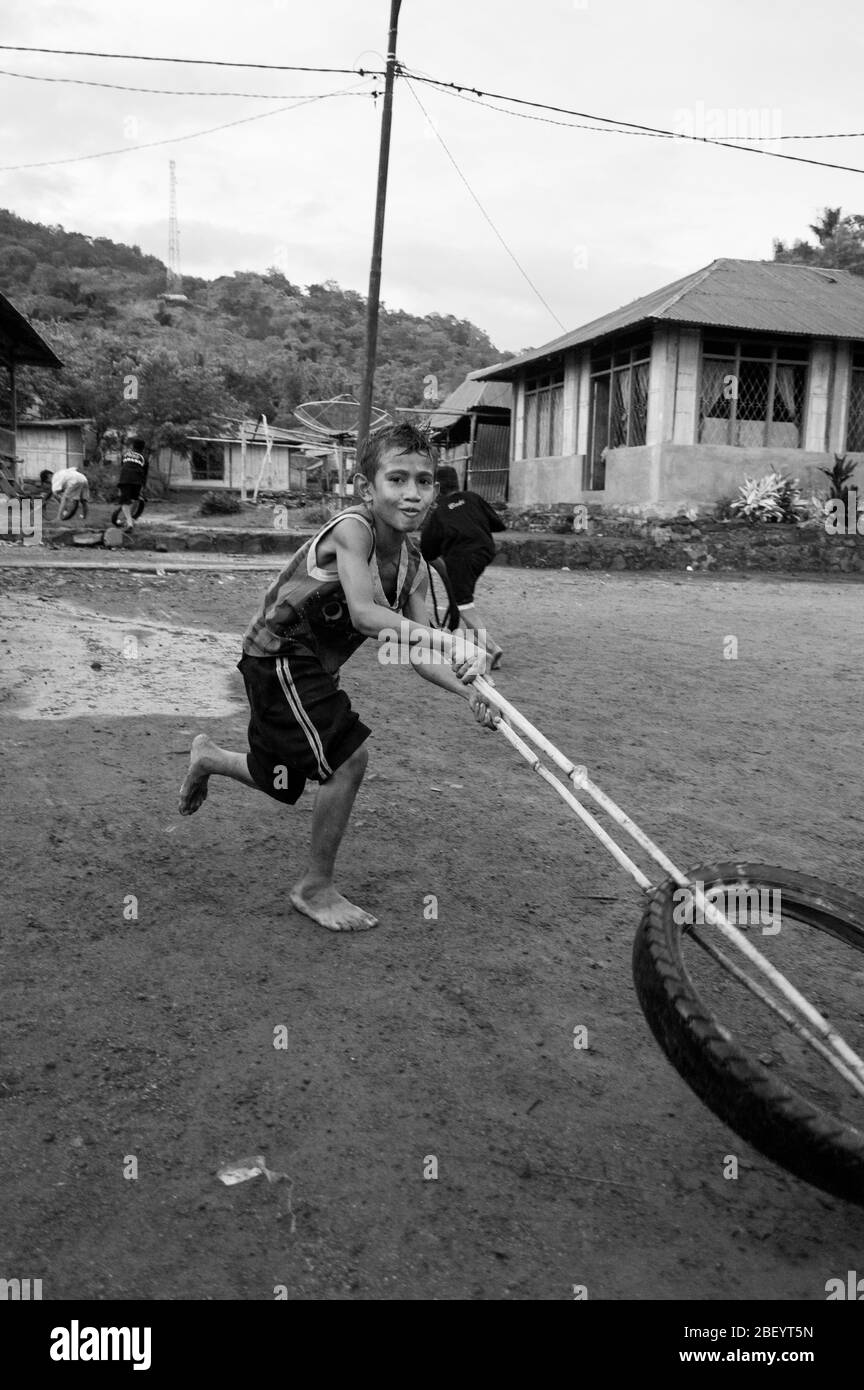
left=290, top=882, right=378, bottom=932
left=178, top=733, right=218, bottom=814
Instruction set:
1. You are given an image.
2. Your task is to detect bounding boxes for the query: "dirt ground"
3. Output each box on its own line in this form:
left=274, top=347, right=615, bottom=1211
left=2, top=560, right=864, bottom=1301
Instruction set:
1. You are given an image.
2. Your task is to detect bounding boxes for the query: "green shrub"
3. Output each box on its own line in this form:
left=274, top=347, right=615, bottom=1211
left=730, top=472, right=806, bottom=524
left=819, top=452, right=858, bottom=506
left=199, top=490, right=241, bottom=515
left=300, top=502, right=333, bottom=526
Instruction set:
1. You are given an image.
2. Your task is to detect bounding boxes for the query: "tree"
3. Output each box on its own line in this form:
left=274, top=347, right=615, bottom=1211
left=809, top=208, right=843, bottom=246
left=5, top=207, right=508, bottom=442
left=774, top=207, right=864, bottom=276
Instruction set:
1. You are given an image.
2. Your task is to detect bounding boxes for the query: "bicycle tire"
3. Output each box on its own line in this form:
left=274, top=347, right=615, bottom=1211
left=632, top=861, right=864, bottom=1206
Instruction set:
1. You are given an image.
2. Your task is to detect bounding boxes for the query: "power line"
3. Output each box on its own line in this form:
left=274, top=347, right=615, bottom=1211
left=426, top=79, right=864, bottom=145
left=4, top=39, right=861, bottom=168
left=403, top=71, right=864, bottom=176
left=402, top=75, right=566, bottom=332
left=0, top=66, right=373, bottom=99
left=0, top=84, right=372, bottom=172
left=0, top=43, right=383, bottom=76
left=4, top=41, right=862, bottom=151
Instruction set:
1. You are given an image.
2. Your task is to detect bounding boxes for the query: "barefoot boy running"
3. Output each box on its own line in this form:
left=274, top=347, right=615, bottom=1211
left=178, top=423, right=497, bottom=932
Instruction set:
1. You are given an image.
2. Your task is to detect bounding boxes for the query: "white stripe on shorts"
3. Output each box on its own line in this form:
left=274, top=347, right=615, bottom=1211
left=275, top=655, right=333, bottom=779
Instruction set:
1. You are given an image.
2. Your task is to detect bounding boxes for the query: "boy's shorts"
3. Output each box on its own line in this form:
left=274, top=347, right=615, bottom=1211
left=443, top=546, right=494, bottom=607
left=237, top=648, right=370, bottom=805
left=118, top=482, right=142, bottom=503
left=57, top=477, right=89, bottom=504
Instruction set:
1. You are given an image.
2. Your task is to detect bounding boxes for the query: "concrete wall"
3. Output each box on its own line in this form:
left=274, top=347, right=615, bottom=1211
left=562, top=352, right=579, bottom=453
left=511, top=379, right=525, bottom=462
left=830, top=341, right=852, bottom=453
left=804, top=340, right=833, bottom=452
left=509, top=452, right=584, bottom=505
left=672, top=328, right=701, bottom=443
left=18, top=426, right=84, bottom=479
left=575, top=350, right=591, bottom=456
left=646, top=326, right=677, bottom=445
left=603, top=442, right=834, bottom=513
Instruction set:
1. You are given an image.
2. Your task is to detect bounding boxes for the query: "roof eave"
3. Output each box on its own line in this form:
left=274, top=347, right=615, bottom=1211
left=475, top=319, right=658, bottom=379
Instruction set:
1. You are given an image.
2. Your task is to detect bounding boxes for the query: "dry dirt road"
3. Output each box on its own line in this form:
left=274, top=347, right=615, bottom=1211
left=2, top=561, right=863, bottom=1300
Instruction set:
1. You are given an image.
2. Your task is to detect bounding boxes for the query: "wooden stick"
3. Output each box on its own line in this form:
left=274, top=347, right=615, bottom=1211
left=479, top=676, right=864, bottom=1091
left=496, top=718, right=652, bottom=889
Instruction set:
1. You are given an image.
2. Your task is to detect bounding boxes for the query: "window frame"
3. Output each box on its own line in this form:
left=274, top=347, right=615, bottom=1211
left=846, top=348, right=864, bottom=453
left=522, top=368, right=565, bottom=459
left=190, top=441, right=226, bottom=482
left=585, top=341, right=650, bottom=489
left=698, top=335, right=809, bottom=447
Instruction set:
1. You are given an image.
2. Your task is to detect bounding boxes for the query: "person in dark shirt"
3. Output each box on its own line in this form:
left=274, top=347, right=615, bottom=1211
left=420, top=465, right=505, bottom=667
left=117, top=435, right=149, bottom=531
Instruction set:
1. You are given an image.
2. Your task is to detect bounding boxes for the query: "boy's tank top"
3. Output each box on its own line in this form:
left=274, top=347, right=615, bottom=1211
left=242, top=504, right=423, bottom=672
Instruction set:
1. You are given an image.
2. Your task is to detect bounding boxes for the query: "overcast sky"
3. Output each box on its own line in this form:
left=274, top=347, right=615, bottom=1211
left=3, top=0, right=864, bottom=357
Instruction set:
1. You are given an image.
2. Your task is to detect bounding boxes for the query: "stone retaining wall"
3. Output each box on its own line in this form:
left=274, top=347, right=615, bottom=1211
left=492, top=523, right=864, bottom=572
left=39, top=519, right=864, bottom=572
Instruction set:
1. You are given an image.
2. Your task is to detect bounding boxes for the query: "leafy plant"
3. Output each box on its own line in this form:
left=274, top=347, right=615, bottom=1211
left=199, top=490, right=241, bottom=516
left=300, top=503, right=332, bottom=526
left=730, top=472, right=807, bottom=524
left=713, top=496, right=737, bottom=521
left=819, top=452, right=858, bottom=504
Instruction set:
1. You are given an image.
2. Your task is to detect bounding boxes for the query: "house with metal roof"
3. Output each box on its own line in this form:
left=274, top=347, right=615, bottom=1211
left=17, top=417, right=95, bottom=481
left=0, top=290, right=63, bottom=484
left=156, top=417, right=334, bottom=497
left=426, top=371, right=511, bottom=500
left=473, top=259, right=864, bottom=514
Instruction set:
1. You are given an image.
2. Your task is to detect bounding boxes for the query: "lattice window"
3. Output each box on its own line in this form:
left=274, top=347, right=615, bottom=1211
left=699, top=337, right=808, bottom=447
left=847, top=357, right=864, bottom=452
left=631, top=360, right=649, bottom=441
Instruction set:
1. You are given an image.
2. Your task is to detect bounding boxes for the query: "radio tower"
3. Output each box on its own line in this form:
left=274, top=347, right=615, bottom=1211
left=167, top=160, right=181, bottom=292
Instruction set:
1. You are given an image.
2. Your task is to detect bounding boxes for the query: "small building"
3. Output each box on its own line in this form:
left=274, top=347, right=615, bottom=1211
left=427, top=372, right=512, bottom=501
left=473, top=259, right=864, bottom=514
left=17, top=418, right=94, bottom=480
left=157, top=420, right=325, bottom=496
left=0, top=291, right=63, bottom=484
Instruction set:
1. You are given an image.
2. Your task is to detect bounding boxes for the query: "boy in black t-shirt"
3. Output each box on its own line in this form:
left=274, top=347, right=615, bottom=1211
left=117, top=435, right=149, bottom=531
left=420, top=465, right=505, bottom=668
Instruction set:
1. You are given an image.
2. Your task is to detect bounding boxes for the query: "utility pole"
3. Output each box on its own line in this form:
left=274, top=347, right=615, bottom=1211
left=356, top=0, right=402, bottom=455
left=167, top=160, right=181, bottom=292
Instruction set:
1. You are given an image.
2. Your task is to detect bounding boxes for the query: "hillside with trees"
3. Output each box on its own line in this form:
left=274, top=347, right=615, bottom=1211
left=0, top=208, right=508, bottom=455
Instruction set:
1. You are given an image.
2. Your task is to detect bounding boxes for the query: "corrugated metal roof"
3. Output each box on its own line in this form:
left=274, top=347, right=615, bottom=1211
left=426, top=371, right=511, bottom=428
left=475, top=260, right=864, bottom=380
left=0, top=290, right=63, bottom=369
left=19, top=417, right=94, bottom=428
